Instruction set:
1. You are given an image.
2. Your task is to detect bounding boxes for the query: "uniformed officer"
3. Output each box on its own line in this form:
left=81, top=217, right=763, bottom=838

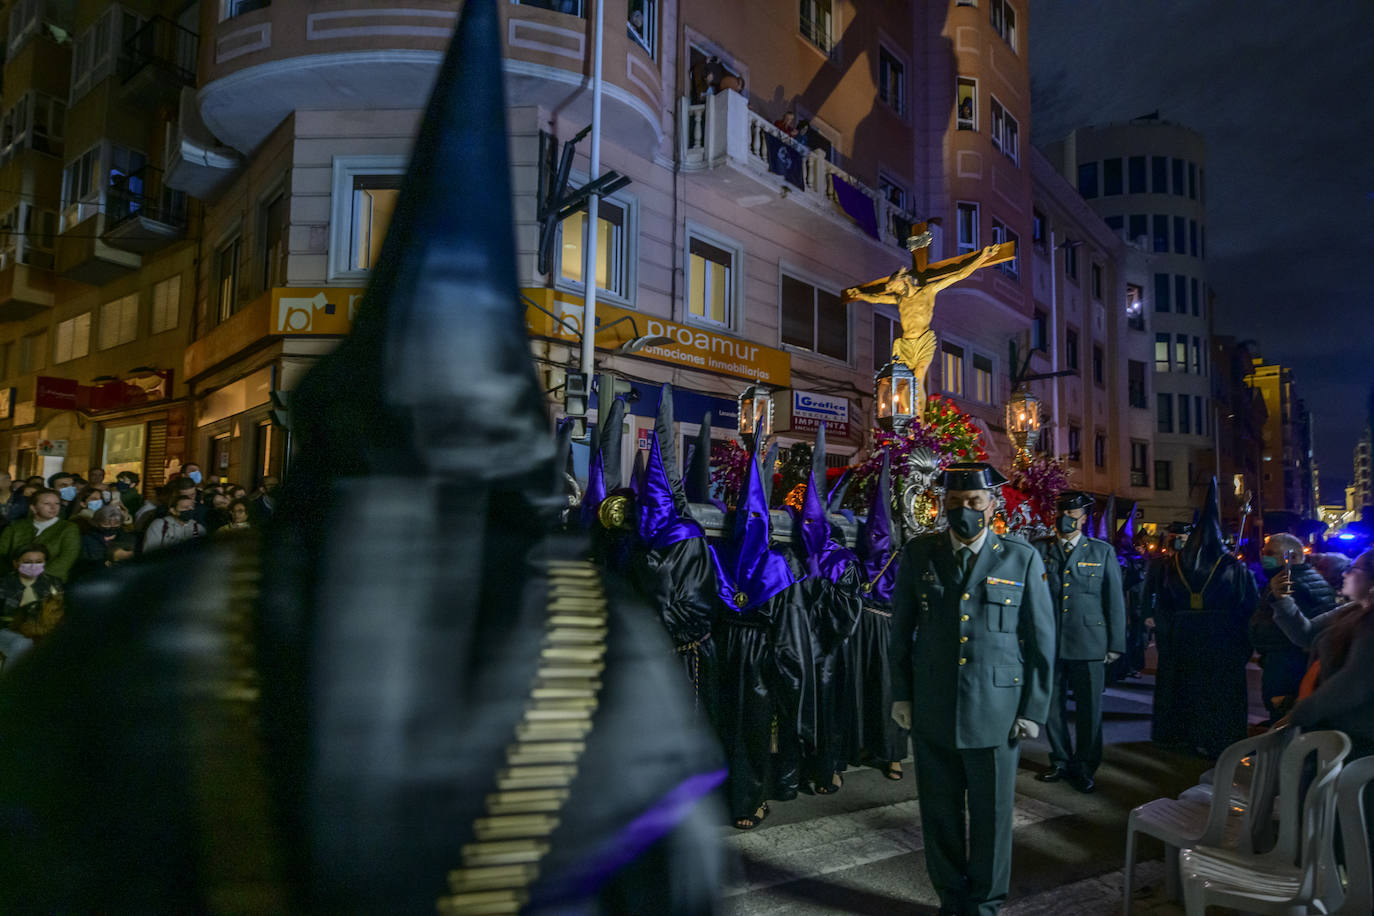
left=890, top=463, right=1055, bottom=916
left=1033, top=491, right=1126, bottom=793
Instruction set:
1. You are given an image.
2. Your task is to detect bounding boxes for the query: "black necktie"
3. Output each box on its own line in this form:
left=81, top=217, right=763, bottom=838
left=958, top=548, right=974, bottom=582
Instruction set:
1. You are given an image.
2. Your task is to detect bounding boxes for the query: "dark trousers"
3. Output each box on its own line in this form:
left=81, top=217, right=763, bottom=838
left=1045, top=659, right=1106, bottom=778
left=913, top=736, right=1019, bottom=915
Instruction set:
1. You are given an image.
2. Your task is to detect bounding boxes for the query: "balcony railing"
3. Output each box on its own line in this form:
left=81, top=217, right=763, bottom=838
left=681, top=92, right=915, bottom=249
left=106, top=165, right=189, bottom=232
left=120, top=16, right=198, bottom=88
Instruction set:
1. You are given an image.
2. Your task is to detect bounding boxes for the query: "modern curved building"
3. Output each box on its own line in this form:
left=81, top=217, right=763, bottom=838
left=1044, top=119, right=1210, bottom=524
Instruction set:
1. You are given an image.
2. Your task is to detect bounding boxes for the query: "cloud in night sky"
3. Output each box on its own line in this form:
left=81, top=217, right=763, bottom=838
left=1029, top=0, right=1374, bottom=502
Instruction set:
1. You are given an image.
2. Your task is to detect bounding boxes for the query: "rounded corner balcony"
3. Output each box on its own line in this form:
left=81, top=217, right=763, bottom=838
left=198, top=0, right=664, bottom=156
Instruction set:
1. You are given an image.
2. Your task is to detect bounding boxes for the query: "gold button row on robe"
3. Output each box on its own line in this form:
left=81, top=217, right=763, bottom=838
left=438, top=559, right=608, bottom=915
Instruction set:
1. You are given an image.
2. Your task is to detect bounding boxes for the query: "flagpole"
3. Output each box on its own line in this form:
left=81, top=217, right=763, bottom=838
left=579, top=0, right=605, bottom=387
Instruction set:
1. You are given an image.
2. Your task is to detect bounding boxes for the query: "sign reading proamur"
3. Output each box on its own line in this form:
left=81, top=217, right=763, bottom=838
left=523, top=289, right=790, bottom=387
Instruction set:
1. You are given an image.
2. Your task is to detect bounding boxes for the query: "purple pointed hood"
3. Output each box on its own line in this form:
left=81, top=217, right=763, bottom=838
left=794, top=424, right=856, bottom=582
left=709, top=419, right=799, bottom=613
left=857, top=449, right=899, bottom=602
left=639, top=385, right=705, bottom=550
left=580, top=395, right=627, bottom=528
left=1095, top=495, right=1115, bottom=540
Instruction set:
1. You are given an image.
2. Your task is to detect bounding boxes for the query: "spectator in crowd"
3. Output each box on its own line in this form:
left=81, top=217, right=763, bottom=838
left=250, top=476, right=279, bottom=523
left=87, top=468, right=106, bottom=489
left=1310, top=551, right=1351, bottom=591
left=72, top=486, right=108, bottom=526
left=205, top=491, right=233, bottom=533
left=48, top=472, right=78, bottom=519
left=773, top=110, right=799, bottom=137
left=180, top=462, right=204, bottom=491
left=0, top=490, right=81, bottom=582
left=1250, top=532, right=1339, bottom=722
left=627, top=8, right=650, bottom=51
left=24, top=476, right=42, bottom=490
left=220, top=499, right=254, bottom=534
left=0, top=473, right=25, bottom=526
left=172, top=476, right=208, bottom=525
left=228, top=484, right=248, bottom=502
left=141, top=493, right=207, bottom=553
left=0, top=543, right=64, bottom=640
left=74, top=505, right=130, bottom=580
left=114, top=470, right=143, bottom=515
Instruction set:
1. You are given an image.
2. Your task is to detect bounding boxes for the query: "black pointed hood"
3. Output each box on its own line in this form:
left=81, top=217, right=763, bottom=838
left=1181, top=477, right=1227, bottom=572
left=684, top=412, right=713, bottom=503
left=760, top=441, right=779, bottom=507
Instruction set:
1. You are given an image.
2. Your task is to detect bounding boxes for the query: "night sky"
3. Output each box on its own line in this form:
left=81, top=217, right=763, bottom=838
left=1029, top=0, right=1374, bottom=502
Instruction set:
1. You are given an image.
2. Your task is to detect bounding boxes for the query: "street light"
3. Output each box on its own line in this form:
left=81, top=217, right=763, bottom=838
left=874, top=359, right=918, bottom=432
left=738, top=383, right=774, bottom=447
left=1005, top=386, right=1042, bottom=467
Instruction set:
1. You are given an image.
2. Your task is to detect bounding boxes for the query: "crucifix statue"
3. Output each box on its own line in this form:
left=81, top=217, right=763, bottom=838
left=843, top=220, right=1015, bottom=417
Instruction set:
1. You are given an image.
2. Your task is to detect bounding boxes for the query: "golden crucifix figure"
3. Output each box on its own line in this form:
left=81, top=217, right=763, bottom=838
left=842, top=220, right=1015, bottom=416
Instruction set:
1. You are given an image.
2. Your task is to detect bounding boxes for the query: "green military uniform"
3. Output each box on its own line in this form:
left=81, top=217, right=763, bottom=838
left=1035, top=533, right=1125, bottom=780
left=891, top=530, right=1055, bottom=915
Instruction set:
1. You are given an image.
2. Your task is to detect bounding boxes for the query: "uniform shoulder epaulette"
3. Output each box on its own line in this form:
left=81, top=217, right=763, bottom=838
left=997, top=534, right=1037, bottom=554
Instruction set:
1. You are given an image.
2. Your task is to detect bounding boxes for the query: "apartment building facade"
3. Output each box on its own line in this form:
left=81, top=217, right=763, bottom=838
left=1245, top=357, right=1318, bottom=524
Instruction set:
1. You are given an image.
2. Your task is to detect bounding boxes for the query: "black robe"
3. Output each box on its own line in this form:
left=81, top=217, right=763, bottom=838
left=842, top=592, right=911, bottom=768
left=1149, top=553, right=1259, bottom=757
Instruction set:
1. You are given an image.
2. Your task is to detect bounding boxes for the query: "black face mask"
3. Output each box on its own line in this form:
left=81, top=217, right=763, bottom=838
left=948, top=506, right=987, bottom=540
left=1057, top=515, right=1080, bottom=536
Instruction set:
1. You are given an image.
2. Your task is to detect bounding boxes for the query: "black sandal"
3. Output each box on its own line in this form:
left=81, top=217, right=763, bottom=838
left=733, top=803, right=770, bottom=830
left=814, top=772, right=844, bottom=795
left=884, top=762, right=903, bottom=780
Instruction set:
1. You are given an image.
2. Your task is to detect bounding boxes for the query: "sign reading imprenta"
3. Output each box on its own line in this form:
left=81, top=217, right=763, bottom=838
left=523, top=289, right=790, bottom=387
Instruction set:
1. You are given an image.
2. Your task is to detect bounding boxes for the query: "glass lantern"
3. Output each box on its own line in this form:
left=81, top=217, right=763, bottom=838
left=1005, top=386, right=1043, bottom=466
left=874, top=360, right=918, bottom=432
left=738, top=384, right=774, bottom=446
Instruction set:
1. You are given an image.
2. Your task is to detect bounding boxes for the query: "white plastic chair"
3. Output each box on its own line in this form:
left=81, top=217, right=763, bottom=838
left=1123, top=727, right=1289, bottom=911
left=1178, top=729, right=1351, bottom=915
left=1331, top=755, right=1374, bottom=915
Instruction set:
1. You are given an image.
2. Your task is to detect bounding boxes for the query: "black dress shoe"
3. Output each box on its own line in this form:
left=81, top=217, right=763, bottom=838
left=1068, top=773, right=1096, bottom=793
left=1035, top=767, right=1068, bottom=783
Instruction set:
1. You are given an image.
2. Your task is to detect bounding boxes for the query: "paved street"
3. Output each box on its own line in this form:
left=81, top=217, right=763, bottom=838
left=721, top=667, right=1267, bottom=914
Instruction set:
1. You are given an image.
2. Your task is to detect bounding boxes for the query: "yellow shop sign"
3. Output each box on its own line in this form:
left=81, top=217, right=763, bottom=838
left=270, top=287, right=366, bottom=335
left=523, top=289, right=790, bottom=387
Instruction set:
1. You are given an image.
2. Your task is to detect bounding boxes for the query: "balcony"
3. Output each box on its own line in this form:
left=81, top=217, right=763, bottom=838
left=198, top=1, right=663, bottom=156
left=164, top=87, right=243, bottom=199
left=103, top=166, right=189, bottom=254
left=0, top=262, right=56, bottom=322
left=679, top=90, right=912, bottom=249
left=119, top=16, right=198, bottom=109
left=56, top=213, right=141, bottom=286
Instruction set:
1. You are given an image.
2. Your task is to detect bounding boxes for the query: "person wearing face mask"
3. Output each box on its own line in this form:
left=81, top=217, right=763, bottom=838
left=47, top=472, right=78, bottom=520
left=179, top=462, right=205, bottom=494
left=1032, top=492, right=1125, bottom=794
left=141, top=494, right=207, bottom=554
left=0, top=544, right=64, bottom=640
left=113, top=471, right=144, bottom=515
left=890, top=463, right=1055, bottom=916
left=1248, top=532, right=1337, bottom=724
left=0, top=490, right=81, bottom=582
left=73, top=505, right=129, bottom=581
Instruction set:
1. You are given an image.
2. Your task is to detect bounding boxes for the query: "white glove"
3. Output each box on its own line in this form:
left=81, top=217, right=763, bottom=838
left=891, top=701, right=912, bottom=730
left=1105, top=651, right=1122, bottom=663
left=1010, top=717, right=1039, bottom=740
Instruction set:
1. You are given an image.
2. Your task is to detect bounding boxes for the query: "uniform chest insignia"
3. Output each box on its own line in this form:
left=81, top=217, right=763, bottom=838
left=1076, top=561, right=1102, bottom=568
left=922, top=570, right=937, bottom=582
left=986, top=576, right=1023, bottom=587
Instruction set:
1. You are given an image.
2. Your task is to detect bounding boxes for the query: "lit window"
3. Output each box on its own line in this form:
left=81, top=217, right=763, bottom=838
left=350, top=176, right=400, bottom=273
left=687, top=234, right=735, bottom=327
left=216, top=236, right=241, bottom=323
left=973, top=353, right=993, bottom=403
left=942, top=341, right=965, bottom=397
left=956, top=201, right=979, bottom=254
left=1155, top=333, right=1170, bottom=372
left=956, top=78, right=976, bottom=131
left=560, top=197, right=628, bottom=299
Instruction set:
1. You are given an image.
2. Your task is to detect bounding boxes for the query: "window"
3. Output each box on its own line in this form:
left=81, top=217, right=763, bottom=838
left=1131, top=440, right=1149, bottom=486
left=1195, top=395, right=1205, bottom=437
left=872, top=310, right=900, bottom=370
left=1063, top=242, right=1078, bottom=281
left=1171, top=158, right=1185, bottom=196
left=1175, top=334, right=1187, bottom=372
left=1155, top=460, right=1173, bottom=491
left=1094, top=432, right=1106, bottom=468
left=1128, top=213, right=1147, bottom=245
left=1175, top=274, right=1187, bottom=314
left=942, top=341, right=965, bottom=396
left=627, top=0, right=657, bottom=58
left=878, top=47, right=905, bottom=115
left=1155, top=333, right=1171, bottom=372
left=1092, top=345, right=1104, bottom=386
left=1154, top=273, right=1170, bottom=313
left=1103, top=158, right=1123, bottom=196
left=60, top=145, right=101, bottom=230
left=1077, top=161, right=1098, bottom=199
left=54, top=313, right=92, bottom=363
left=989, top=0, right=1016, bottom=49
left=1105, top=215, right=1124, bottom=237
left=1189, top=220, right=1198, bottom=257
left=1091, top=262, right=1103, bottom=299
left=956, top=201, right=979, bottom=254
left=799, top=0, right=833, bottom=54
left=1173, top=215, right=1186, bottom=254
left=956, top=78, right=977, bottom=131
left=151, top=275, right=181, bottom=334
left=221, top=0, right=272, bottom=21
left=1067, top=425, right=1081, bottom=463
left=780, top=272, right=847, bottom=361
left=989, top=97, right=1018, bottom=162
left=98, top=293, right=138, bottom=350
left=1151, top=156, right=1168, bottom=193
left=1065, top=326, right=1080, bottom=371
left=1128, top=156, right=1146, bottom=194
left=1157, top=393, right=1173, bottom=433
left=1188, top=162, right=1197, bottom=199
left=329, top=157, right=406, bottom=281
left=216, top=236, right=242, bottom=323
left=973, top=353, right=993, bottom=403
left=260, top=191, right=288, bottom=292
left=687, top=233, right=735, bottom=327
left=990, top=219, right=1018, bottom=278
left=1127, top=283, right=1145, bottom=330
left=1032, top=308, right=1048, bottom=351
left=1191, top=336, right=1202, bottom=375
left=19, top=331, right=46, bottom=373
left=1, top=92, right=66, bottom=161
left=1152, top=214, right=1168, bottom=253
left=7, top=0, right=45, bottom=54
left=1032, top=209, right=1046, bottom=250
left=1128, top=360, right=1147, bottom=407
left=879, top=175, right=911, bottom=242
left=1191, top=278, right=1200, bottom=316
left=349, top=175, right=400, bottom=274
left=71, top=7, right=146, bottom=103
left=560, top=196, right=629, bottom=299
left=1178, top=393, right=1191, bottom=434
